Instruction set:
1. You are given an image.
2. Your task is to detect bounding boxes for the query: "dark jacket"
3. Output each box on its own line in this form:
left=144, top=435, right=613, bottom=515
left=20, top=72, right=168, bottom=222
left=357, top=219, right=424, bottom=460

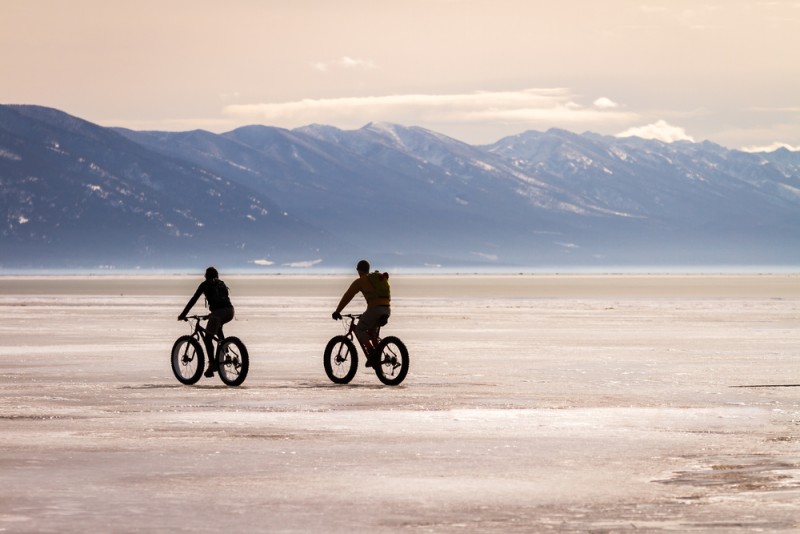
left=180, top=279, right=232, bottom=317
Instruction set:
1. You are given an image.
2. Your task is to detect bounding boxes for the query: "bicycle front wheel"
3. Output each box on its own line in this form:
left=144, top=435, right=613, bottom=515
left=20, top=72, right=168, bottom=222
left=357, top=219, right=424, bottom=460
left=217, top=337, right=249, bottom=387
left=171, top=335, right=205, bottom=385
left=324, top=335, right=358, bottom=384
left=374, top=336, right=409, bottom=386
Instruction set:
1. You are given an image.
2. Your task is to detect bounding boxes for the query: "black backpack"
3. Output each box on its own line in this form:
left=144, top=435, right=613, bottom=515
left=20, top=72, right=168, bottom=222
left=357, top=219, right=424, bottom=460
left=206, top=279, right=230, bottom=308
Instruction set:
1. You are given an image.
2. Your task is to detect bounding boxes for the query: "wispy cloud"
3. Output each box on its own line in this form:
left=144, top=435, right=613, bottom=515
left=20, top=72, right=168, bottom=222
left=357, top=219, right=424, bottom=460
left=219, top=91, right=241, bottom=102
left=222, top=88, right=638, bottom=129
left=593, top=97, right=619, bottom=109
left=471, top=251, right=499, bottom=262
left=312, top=56, right=376, bottom=73
left=740, top=141, right=800, bottom=153
left=283, top=259, right=323, bottom=268
left=617, top=120, right=695, bottom=143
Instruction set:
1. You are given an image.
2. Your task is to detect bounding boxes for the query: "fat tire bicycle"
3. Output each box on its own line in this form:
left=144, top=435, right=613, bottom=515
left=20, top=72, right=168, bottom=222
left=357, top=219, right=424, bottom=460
left=171, top=314, right=249, bottom=386
left=324, top=313, right=409, bottom=386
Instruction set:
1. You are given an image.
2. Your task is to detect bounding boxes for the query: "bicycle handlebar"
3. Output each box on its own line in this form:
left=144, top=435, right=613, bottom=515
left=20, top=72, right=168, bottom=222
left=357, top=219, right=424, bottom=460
left=183, top=314, right=210, bottom=321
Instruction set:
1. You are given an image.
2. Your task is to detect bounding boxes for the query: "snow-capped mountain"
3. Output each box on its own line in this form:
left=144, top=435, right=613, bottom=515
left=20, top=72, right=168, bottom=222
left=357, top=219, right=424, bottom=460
left=1, top=104, right=798, bottom=270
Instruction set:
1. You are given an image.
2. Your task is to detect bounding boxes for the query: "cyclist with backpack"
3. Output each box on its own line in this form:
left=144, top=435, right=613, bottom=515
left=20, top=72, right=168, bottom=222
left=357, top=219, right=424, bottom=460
left=178, top=266, right=234, bottom=377
left=332, top=259, right=391, bottom=366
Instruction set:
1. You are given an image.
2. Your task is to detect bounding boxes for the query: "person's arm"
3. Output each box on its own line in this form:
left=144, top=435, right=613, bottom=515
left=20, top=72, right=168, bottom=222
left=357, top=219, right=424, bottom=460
left=178, top=282, right=205, bottom=320
left=333, top=279, right=362, bottom=316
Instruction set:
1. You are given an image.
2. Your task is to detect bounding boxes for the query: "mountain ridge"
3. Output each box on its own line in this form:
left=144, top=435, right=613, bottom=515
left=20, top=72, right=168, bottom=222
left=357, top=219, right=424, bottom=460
left=1, top=104, right=798, bottom=271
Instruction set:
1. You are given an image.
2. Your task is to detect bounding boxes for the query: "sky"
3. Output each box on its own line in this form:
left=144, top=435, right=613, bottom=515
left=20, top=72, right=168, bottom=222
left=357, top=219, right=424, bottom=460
left=2, top=0, right=799, bottom=151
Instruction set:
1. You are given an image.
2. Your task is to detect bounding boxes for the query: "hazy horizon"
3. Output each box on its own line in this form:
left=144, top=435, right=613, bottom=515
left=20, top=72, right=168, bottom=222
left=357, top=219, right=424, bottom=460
left=2, top=1, right=799, bottom=151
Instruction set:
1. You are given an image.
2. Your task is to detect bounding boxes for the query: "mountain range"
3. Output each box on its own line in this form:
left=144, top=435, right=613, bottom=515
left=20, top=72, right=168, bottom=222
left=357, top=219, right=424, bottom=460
left=1, top=104, right=798, bottom=271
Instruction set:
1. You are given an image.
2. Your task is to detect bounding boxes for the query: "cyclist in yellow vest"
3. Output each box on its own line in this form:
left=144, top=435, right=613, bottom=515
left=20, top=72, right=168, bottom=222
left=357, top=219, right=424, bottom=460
left=332, top=259, right=391, bottom=366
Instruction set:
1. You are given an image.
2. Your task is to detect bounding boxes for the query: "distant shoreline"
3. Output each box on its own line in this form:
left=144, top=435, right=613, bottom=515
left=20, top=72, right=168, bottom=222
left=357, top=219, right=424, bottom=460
left=0, top=273, right=797, bottom=299
left=0, top=264, right=798, bottom=277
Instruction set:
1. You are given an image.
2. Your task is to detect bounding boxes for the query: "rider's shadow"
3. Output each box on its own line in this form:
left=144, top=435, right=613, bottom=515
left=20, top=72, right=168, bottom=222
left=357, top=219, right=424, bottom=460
left=122, top=384, right=233, bottom=390
left=122, top=382, right=403, bottom=390
left=731, top=384, right=800, bottom=388
left=296, top=382, right=400, bottom=389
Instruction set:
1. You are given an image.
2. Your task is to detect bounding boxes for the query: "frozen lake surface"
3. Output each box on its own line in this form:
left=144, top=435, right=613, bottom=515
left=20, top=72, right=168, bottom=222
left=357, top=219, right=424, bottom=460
left=0, top=275, right=798, bottom=532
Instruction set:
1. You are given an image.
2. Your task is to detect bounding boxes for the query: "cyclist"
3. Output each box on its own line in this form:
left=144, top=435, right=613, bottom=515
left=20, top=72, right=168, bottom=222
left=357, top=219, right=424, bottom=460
left=178, top=266, right=234, bottom=377
left=332, top=259, right=391, bottom=366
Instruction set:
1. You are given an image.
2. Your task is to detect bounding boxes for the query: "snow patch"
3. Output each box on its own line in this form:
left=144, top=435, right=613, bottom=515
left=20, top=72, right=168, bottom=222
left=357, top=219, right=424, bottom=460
left=0, top=148, right=21, bottom=161
left=226, top=160, right=254, bottom=172
left=472, top=160, right=496, bottom=172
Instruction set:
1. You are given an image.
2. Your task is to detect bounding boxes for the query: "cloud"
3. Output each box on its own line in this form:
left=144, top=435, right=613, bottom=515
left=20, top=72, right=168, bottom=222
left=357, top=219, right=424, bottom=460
left=283, top=259, right=323, bottom=268
left=471, top=252, right=499, bottom=262
left=593, top=97, right=619, bottom=109
left=740, top=141, right=800, bottom=153
left=223, top=88, right=638, bottom=130
left=313, top=56, right=376, bottom=73
left=616, top=120, right=695, bottom=143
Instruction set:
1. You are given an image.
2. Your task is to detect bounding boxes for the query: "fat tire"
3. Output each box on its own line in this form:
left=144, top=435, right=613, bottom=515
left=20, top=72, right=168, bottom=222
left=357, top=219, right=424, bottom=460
left=171, top=335, right=205, bottom=385
left=217, top=337, right=249, bottom=387
left=374, top=336, right=409, bottom=386
left=324, top=335, right=358, bottom=384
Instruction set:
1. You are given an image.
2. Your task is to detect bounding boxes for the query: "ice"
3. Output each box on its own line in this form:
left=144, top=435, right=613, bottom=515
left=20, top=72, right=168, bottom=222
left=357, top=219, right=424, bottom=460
left=0, top=275, right=798, bottom=532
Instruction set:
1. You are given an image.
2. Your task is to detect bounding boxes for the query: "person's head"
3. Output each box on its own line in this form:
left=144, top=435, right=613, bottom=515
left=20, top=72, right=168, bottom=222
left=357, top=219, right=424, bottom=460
left=356, top=260, right=370, bottom=274
left=205, top=266, right=219, bottom=281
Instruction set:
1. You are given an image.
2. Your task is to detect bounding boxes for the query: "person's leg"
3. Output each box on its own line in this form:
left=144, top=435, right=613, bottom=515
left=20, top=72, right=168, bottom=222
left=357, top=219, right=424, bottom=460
left=355, top=310, right=375, bottom=351
left=205, top=308, right=235, bottom=376
left=204, top=313, right=223, bottom=376
left=356, top=307, right=390, bottom=365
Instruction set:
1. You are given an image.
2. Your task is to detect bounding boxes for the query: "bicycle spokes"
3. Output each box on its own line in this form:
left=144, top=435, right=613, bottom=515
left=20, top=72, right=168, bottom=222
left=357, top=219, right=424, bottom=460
left=181, top=346, right=195, bottom=365
left=324, top=336, right=358, bottom=384
left=373, top=336, right=409, bottom=386
left=335, top=345, right=350, bottom=364
left=220, top=346, right=241, bottom=374
left=379, top=346, right=402, bottom=373
left=217, top=337, right=250, bottom=387
left=171, top=336, right=205, bottom=385
left=332, top=344, right=352, bottom=375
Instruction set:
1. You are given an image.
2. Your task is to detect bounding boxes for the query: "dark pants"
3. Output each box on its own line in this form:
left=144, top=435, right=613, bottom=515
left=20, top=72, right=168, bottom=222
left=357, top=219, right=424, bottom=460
left=206, top=307, right=234, bottom=364
left=356, top=306, right=390, bottom=352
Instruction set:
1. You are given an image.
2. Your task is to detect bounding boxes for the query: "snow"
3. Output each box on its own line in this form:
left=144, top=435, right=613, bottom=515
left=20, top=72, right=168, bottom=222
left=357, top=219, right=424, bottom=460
left=0, top=148, right=21, bottom=161
left=225, top=159, right=254, bottom=172
left=0, top=275, right=798, bottom=532
left=472, top=159, right=496, bottom=172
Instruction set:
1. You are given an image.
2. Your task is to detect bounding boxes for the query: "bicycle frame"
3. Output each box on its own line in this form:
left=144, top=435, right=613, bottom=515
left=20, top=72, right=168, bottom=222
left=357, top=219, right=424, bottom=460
left=325, top=312, right=407, bottom=386
left=340, top=314, right=381, bottom=356
left=173, top=314, right=249, bottom=386
left=185, top=315, right=224, bottom=352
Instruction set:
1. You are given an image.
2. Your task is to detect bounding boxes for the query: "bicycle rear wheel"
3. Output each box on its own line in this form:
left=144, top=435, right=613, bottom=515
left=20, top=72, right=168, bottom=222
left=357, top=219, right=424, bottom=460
left=373, top=336, right=409, bottom=386
left=324, top=335, right=358, bottom=384
left=217, top=337, right=249, bottom=387
left=171, top=335, right=205, bottom=385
